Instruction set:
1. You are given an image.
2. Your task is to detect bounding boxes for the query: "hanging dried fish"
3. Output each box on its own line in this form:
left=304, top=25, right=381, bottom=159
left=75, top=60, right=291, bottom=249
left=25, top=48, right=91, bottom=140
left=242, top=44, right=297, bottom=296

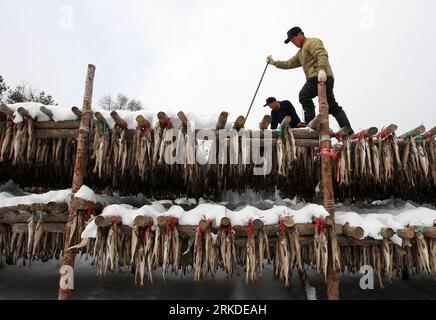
left=27, top=215, right=35, bottom=261
left=171, top=225, right=180, bottom=274
left=313, top=231, right=328, bottom=279
left=162, top=227, right=171, bottom=282
left=193, top=227, right=203, bottom=282
left=1, top=121, right=14, bottom=162
left=245, top=227, right=256, bottom=284
left=31, top=215, right=44, bottom=259
left=415, top=232, right=431, bottom=275
left=257, top=229, right=270, bottom=279
left=152, top=225, right=162, bottom=269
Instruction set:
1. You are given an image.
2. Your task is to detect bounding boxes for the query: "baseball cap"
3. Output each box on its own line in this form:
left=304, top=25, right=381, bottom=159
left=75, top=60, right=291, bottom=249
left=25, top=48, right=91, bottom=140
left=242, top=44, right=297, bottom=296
left=284, top=26, right=303, bottom=44
left=263, top=97, right=276, bottom=107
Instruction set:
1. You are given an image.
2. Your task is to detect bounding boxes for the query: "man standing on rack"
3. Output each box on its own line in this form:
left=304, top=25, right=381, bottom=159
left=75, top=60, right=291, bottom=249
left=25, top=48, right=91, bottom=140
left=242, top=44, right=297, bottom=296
left=267, top=26, right=353, bottom=133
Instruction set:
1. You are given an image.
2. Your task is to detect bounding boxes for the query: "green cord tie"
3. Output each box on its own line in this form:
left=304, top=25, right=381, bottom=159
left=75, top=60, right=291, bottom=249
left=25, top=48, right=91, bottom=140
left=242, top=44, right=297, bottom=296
left=277, top=125, right=285, bottom=141
left=101, top=122, right=109, bottom=133
left=417, top=224, right=425, bottom=235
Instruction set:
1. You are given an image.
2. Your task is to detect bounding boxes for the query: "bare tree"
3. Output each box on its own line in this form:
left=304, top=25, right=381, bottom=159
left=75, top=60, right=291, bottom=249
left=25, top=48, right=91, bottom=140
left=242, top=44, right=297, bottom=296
left=99, top=94, right=114, bottom=111
left=114, top=93, right=129, bottom=110
left=98, top=92, right=143, bottom=111
left=127, top=98, right=142, bottom=111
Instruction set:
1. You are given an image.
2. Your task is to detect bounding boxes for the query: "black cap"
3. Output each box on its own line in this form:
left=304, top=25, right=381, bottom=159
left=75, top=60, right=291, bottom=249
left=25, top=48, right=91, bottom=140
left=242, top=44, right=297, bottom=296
left=263, top=97, right=277, bottom=107
left=284, top=26, right=303, bottom=44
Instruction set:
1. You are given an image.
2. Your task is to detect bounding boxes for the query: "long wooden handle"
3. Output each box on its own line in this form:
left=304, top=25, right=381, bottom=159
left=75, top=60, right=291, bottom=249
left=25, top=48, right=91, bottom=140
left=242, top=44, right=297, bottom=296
left=245, top=62, right=269, bottom=121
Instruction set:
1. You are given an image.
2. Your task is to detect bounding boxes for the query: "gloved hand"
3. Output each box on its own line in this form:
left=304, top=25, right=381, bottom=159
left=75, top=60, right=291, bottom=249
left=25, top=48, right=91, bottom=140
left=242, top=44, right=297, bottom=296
left=318, top=69, right=327, bottom=82
left=266, top=55, right=276, bottom=65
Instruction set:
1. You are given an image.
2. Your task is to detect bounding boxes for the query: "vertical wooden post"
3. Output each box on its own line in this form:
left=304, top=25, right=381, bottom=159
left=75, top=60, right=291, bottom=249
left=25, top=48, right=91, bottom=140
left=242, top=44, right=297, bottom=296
left=58, top=64, right=96, bottom=300
left=318, top=80, right=340, bottom=300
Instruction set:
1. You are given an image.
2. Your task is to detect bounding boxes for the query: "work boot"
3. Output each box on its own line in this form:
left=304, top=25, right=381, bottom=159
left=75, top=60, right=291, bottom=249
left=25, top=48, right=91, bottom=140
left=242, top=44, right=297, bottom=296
left=333, top=110, right=354, bottom=134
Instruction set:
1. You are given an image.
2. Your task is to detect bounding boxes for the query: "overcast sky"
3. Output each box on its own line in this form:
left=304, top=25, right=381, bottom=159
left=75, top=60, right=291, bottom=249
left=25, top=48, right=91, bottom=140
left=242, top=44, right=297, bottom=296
left=1, top=0, right=435, bottom=132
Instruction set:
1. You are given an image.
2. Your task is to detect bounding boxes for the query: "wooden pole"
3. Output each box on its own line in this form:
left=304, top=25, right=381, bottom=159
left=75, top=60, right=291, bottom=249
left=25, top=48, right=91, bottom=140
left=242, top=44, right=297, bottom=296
left=245, top=62, right=269, bottom=121
left=58, top=64, right=96, bottom=300
left=318, top=80, right=340, bottom=300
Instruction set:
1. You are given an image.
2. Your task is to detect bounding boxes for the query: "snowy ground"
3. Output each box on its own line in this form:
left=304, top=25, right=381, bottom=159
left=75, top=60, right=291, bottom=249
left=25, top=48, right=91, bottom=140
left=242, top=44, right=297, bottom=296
left=1, top=257, right=435, bottom=300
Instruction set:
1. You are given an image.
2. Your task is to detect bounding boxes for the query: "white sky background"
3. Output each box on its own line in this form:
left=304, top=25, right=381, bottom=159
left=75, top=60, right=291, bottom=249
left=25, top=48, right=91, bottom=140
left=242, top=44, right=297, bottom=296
left=0, top=0, right=435, bottom=132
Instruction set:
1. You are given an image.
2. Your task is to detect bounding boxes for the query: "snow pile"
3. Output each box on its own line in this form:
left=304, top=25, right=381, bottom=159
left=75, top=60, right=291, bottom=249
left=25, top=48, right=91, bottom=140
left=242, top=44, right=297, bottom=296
left=91, top=107, right=155, bottom=130
left=0, top=192, right=14, bottom=201
left=0, top=189, right=72, bottom=207
left=75, top=185, right=97, bottom=203
left=8, top=102, right=77, bottom=123
left=185, top=112, right=233, bottom=130
left=81, top=202, right=329, bottom=239
left=336, top=200, right=436, bottom=245
left=6, top=102, right=237, bottom=129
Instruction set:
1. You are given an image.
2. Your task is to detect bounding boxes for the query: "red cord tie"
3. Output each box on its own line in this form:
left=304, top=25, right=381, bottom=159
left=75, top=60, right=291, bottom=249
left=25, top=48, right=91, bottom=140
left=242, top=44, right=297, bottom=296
left=376, top=126, right=390, bottom=139
left=358, top=130, right=366, bottom=140
left=87, top=202, right=93, bottom=218
left=279, top=218, right=286, bottom=233
left=197, top=226, right=202, bottom=238
left=320, top=148, right=339, bottom=159
left=335, top=131, right=341, bottom=142
left=227, top=223, right=233, bottom=233
left=248, top=219, right=254, bottom=236
left=315, top=217, right=325, bottom=234
left=166, top=117, right=173, bottom=129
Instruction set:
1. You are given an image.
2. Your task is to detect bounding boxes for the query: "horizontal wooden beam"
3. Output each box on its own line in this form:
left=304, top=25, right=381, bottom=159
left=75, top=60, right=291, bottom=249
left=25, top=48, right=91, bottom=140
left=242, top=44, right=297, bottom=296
left=33, top=120, right=80, bottom=130
left=12, top=222, right=66, bottom=233
left=34, top=128, right=79, bottom=139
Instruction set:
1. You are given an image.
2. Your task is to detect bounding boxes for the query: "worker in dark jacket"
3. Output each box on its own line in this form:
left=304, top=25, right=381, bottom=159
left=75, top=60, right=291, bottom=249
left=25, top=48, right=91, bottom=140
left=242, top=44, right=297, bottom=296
left=263, top=97, right=301, bottom=129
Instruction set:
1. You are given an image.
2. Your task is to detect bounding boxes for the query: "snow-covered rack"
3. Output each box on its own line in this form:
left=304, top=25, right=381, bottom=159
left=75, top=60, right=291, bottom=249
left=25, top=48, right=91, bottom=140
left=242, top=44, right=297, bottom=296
left=1, top=65, right=436, bottom=300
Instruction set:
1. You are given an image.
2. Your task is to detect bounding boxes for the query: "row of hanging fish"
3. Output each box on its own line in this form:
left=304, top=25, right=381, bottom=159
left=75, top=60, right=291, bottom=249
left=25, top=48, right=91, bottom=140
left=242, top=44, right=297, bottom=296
left=333, top=133, right=436, bottom=202
left=0, top=118, right=76, bottom=188
left=337, top=233, right=436, bottom=288
left=2, top=114, right=435, bottom=201
left=0, top=216, right=66, bottom=266
left=57, top=215, right=427, bottom=288
left=1, top=216, right=436, bottom=288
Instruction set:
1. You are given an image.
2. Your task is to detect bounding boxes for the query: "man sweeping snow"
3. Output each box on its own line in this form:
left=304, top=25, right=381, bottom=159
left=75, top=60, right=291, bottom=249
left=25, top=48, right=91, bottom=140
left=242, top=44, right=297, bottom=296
left=267, top=26, right=354, bottom=134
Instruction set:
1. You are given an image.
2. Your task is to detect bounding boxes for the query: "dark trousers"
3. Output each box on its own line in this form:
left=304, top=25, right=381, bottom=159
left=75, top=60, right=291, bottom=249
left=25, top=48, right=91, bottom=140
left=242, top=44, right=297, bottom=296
left=299, top=76, right=353, bottom=131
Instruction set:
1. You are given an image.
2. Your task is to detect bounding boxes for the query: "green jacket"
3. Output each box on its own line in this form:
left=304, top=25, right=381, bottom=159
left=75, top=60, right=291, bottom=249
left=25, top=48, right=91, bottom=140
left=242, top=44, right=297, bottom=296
left=274, top=37, right=334, bottom=80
